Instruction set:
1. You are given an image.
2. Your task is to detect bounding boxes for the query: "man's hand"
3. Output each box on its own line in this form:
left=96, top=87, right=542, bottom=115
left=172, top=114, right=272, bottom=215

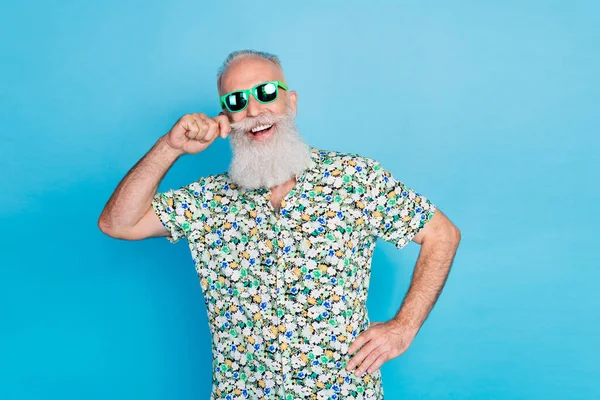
left=345, top=320, right=417, bottom=376
left=164, top=112, right=230, bottom=155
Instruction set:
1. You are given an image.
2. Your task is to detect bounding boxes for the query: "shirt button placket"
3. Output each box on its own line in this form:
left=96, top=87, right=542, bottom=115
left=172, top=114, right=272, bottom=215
left=276, top=206, right=297, bottom=397
left=270, top=207, right=294, bottom=398
left=262, top=218, right=281, bottom=399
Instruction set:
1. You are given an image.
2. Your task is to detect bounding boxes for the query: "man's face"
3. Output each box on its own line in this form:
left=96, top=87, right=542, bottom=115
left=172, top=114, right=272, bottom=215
left=221, top=55, right=310, bottom=190
left=219, top=56, right=298, bottom=142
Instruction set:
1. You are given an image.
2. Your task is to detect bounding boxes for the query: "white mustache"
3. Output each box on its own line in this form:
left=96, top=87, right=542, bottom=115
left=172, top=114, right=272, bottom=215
left=230, top=112, right=287, bottom=133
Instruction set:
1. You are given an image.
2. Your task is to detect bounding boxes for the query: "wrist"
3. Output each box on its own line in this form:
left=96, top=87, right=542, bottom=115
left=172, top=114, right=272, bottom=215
left=390, top=314, right=420, bottom=337
left=157, top=135, right=185, bottom=158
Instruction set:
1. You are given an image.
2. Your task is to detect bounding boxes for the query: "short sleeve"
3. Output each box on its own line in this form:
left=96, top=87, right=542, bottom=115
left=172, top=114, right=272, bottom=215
left=151, top=183, right=203, bottom=244
left=363, top=159, right=436, bottom=249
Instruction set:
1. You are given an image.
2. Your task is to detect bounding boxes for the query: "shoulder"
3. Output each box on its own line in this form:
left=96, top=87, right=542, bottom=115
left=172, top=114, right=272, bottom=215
left=183, top=172, right=237, bottom=198
left=311, top=147, right=384, bottom=179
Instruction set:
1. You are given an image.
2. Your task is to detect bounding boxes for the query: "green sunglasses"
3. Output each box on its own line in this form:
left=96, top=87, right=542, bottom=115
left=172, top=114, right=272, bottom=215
left=220, top=80, right=288, bottom=113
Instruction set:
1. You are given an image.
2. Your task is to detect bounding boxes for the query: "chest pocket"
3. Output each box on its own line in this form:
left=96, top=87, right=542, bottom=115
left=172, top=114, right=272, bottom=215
left=297, top=191, right=365, bottom=266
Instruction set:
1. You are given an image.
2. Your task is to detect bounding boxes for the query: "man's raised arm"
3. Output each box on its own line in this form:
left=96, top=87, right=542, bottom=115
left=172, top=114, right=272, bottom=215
left=98, top=113, right=230, bottom=240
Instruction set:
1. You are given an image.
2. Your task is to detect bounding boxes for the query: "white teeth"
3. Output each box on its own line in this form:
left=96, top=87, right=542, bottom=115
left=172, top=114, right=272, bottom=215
left=251, top=124, right=273, bottom=133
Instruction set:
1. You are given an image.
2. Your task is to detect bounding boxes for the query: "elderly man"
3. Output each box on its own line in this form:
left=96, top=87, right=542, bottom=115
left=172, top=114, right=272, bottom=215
left=99, top=49, right=461, bottom=400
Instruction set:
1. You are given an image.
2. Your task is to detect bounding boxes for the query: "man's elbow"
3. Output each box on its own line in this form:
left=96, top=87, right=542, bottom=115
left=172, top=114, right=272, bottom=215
left=429, top=219, right=461, bottom=248
left=98, top=216, right=117, bottom=238
left=98, top=216, right=130, bottom=240
left=449, top=224, right=461, bottom=246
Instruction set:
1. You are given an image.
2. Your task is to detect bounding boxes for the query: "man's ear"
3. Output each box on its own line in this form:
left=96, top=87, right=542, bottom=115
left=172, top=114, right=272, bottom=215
left=289, top=91, right=298, bottom=115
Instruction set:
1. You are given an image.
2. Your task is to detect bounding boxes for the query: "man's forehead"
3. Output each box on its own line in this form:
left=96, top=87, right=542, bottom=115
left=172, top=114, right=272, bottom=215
left=221, top=57, right=285, bottom=93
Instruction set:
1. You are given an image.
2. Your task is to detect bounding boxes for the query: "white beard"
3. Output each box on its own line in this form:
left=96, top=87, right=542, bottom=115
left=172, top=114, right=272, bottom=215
left=227, top=109, right=311, bottom=190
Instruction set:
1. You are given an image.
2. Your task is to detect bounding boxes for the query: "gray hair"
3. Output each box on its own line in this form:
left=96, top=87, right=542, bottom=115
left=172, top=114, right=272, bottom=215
left=217, top=50, right=283, bottom=93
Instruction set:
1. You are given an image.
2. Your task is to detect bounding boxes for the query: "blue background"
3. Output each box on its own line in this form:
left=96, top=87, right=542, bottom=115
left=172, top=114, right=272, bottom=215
left=1, top=1, right=598, bottom=399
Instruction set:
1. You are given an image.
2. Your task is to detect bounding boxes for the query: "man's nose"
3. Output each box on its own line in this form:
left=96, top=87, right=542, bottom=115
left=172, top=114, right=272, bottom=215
left=245, top=94, right=263, bottom=117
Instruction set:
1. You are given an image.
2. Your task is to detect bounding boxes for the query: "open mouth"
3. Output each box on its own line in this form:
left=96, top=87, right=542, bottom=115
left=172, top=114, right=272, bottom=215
left=249, top=124, right=274, bottom=137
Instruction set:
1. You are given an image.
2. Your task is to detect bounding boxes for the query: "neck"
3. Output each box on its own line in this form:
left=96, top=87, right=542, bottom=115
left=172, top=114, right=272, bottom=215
left=270, top=175, right=296, bottom=195
left=268, top=175, right=297, bottom=212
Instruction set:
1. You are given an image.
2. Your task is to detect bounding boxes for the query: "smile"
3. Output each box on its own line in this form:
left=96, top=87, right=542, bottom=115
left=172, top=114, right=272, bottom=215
left=249, top=124, right=274, bottom=138
left=251, top=124, right=273, bottom=133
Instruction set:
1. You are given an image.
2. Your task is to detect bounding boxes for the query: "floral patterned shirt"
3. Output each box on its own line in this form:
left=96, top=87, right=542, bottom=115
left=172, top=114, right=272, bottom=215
left=152, top=147, right=436, bottom=400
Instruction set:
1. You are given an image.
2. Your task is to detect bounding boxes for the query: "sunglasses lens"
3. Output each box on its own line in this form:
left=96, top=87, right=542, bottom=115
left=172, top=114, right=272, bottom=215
left=256, top=82, right=278, bottom=103
left=226, top=92, right=247, bottom=112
